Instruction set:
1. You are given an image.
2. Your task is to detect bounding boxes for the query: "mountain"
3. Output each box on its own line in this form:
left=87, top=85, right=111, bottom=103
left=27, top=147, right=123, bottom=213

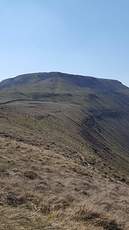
left=0, top=72, right=129, bottom=229
left=0, top=72, right=129, bottom=176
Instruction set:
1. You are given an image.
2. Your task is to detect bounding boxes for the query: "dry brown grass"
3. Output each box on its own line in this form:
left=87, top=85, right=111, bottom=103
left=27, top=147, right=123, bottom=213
left=0, top=136, right=128, bottom=229
left=71, top=204, right=122, bottom=229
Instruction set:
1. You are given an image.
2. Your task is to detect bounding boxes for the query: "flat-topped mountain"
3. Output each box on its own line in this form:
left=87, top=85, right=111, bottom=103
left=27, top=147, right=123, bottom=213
left=0, top=72, right=126, bottom=100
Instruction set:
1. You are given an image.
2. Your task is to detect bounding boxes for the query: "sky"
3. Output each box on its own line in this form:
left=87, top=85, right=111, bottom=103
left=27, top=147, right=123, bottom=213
left=0, top=0, right=129, bottom=86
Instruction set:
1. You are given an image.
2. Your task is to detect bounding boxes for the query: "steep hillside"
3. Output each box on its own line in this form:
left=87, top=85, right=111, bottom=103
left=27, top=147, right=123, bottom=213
left=0, top=72, right=129, bottom=229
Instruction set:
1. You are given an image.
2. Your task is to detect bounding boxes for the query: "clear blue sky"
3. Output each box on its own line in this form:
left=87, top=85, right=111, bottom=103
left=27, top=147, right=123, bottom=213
left=0, top=0, right=129, bottom=86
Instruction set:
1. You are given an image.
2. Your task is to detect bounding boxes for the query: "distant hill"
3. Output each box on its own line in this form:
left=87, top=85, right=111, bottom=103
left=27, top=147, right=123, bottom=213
left=0, top=72, right=126, bottom=101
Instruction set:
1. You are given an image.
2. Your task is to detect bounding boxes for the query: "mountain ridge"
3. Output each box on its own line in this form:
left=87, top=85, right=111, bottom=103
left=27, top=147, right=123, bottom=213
left=0, top=72, right=124, bottom=90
